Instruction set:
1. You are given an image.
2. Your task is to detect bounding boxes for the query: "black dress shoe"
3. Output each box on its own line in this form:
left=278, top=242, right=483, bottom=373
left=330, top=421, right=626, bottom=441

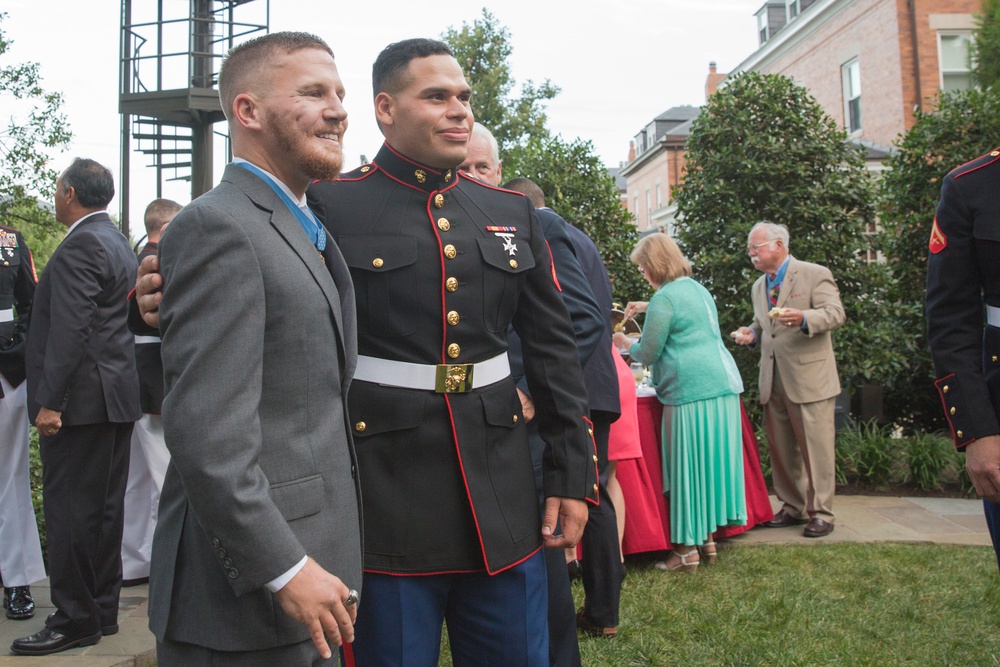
left=803, top=518, right=835, bottom=538
left=102, top=623, right=119, bottom=636
left=10, top=626, right=102, bottom=656
left=121, top=576, right=149, bottom=587
left=763, top=509, right=808, bottom=528
left=3, top=586, right=35, bottom=620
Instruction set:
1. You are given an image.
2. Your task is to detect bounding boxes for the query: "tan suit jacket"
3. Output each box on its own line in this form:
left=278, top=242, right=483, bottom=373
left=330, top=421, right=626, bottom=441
left=749, top=256, right=845, bottom=405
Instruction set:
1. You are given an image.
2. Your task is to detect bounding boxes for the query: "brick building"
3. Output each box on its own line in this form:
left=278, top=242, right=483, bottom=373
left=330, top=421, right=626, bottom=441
left=733, top=0, right=979, bottom=148
left=618, top=0, right=978, bottom=233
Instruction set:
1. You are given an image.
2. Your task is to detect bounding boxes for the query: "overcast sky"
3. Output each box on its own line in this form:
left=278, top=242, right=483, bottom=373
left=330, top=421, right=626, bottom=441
left=4, top=0, right=764, bottom=226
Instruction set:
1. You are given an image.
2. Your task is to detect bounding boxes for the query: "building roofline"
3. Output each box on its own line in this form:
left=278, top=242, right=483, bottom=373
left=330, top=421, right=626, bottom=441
left=730, top=0, right=850, bottom=77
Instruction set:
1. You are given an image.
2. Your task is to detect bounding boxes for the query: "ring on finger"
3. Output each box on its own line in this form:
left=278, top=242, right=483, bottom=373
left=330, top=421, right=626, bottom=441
left=344, top=589, right=359, bottom=607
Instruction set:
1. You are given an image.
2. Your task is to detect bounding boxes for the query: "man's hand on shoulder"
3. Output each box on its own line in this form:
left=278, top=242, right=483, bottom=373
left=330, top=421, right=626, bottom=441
left=273, top=557, right=357, bottom=660
left=541, top=497, right=588, bottom=548
left=136, top=254, right=163, bottom=329
left=966, top=435, right=1000, bottom=503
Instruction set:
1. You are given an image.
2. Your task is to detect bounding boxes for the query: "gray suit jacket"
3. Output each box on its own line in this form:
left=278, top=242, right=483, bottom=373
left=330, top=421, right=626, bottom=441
left=749, top=256, right=845, bottom=405
left=148, top=164, right=362, bottom=651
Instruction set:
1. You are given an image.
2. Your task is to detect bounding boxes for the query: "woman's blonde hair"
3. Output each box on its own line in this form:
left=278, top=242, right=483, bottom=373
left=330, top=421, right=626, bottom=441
left=630, top=233, right=692, bottom=286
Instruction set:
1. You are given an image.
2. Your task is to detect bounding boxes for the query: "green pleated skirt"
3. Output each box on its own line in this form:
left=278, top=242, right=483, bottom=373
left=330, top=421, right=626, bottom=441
left=661, top=393, right=747, bottom=546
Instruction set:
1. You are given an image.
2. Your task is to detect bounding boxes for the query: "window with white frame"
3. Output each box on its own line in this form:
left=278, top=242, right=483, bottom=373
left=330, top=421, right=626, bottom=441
left=655, top=184, right=662, bottom=209
left=841, top=59, right=862, bottom=134
left=645, top=189, right=651, bottom=225
left=787, top=0, right=799, bottom=20
left=939, top=32, right=973, bottom=92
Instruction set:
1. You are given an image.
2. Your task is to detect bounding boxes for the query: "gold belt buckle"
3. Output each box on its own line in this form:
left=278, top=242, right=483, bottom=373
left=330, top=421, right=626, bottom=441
left=435, top=363, right=474, bottom=393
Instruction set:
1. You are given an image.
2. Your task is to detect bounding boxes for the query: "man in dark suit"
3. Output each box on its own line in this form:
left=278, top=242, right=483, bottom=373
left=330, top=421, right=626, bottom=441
left=503, top=176, right=624, bottom=644
left=307, top=39, right=597, bottom=666
left=13, top=158, right=141, bottom=656
left=121, top=198, right=181, bottom=587
left=150, top=32, right=362, bottom=666
left=926, top=147, right=1000, bottom=571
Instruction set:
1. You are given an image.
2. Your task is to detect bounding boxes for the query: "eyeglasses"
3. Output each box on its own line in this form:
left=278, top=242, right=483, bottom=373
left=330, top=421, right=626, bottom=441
left=747, top=240, right=776, bottom=252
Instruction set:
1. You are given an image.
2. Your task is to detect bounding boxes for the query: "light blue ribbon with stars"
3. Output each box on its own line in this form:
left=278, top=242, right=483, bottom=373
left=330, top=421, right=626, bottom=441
left=234, top=161, right=326, bottom=252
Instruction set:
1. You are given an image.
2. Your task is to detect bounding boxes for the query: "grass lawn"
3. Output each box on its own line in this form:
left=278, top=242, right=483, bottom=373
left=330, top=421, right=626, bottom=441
left=438, top=543, right=1000, bottom=666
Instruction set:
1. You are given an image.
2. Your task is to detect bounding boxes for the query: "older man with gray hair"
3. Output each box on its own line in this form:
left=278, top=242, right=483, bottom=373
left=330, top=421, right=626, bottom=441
left=732, top=221, right=844, bottom=538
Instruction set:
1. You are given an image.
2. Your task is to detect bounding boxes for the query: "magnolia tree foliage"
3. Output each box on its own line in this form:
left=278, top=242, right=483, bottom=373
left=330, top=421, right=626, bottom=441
left=879, top=87, right=1000, bottom=432
left=0, top=12, right=71, bottom=234
left=672, top=71, right=904, bottom=411
left=442, top=11, right=641, bottom=304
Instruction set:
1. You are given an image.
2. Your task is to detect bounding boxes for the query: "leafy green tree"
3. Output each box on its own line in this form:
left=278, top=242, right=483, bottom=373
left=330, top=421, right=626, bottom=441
left=879, top=87, right=1000, bottom=432
left=972, top=0, right=1000, bottom=89
left=443, top=9, right=559, bottom=156
left=504, top=135, right=644, bottom=304
left=672, top=71, right=905, bottom=414
left=0, top=12, right=72, bottom=234
left=441, top=11, right=640, bottom=304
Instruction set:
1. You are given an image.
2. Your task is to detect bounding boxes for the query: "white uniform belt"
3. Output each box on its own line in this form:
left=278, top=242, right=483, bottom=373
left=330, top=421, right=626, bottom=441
left=989, top=305, right=1000, bottom=328
left=0, top=309, right=12, bottom=323
left=134, top=335, right=161, bottom=344
left=354, top=353, right=510, bottom=393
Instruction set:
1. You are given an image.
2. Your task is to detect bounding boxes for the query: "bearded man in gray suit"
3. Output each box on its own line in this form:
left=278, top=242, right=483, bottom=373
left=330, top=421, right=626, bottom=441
left=148, top=32, right=362, bottom=665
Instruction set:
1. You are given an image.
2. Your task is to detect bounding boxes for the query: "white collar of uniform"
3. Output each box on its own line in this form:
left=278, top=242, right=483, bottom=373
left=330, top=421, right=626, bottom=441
left=232, top=157, right=309, bottom=208
left=66, top=210, right=106, bottom=237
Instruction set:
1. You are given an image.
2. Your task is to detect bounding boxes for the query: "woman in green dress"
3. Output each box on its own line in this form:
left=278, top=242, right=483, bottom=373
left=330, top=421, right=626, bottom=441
left=613, top=233, right=746, bottom=572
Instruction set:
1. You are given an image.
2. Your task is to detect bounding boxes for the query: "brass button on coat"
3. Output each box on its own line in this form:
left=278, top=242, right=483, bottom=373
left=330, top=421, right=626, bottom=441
left=950, top=407, right=956, bottom=415
left=592, top=484, right=599, bottom=494
left=447, top=311, right=460, bottom=325
left=355, top=421, right=367, bottom=432
left=447, top=343, right=461, bottom=358
left=444, top=244, right=457, bottom=259
left=434, top=194, right=445, bottom=208
left=509, top=259, right=518, bottom=269
left=373, top=258, right=384, bottom=268
left=957, top=430, right=964, bottom=438
left=943, top=385, right=949, bottom=393
left=437, top=218, right=451, bottom=231
left=446, top=277, right=458, bottom=292
left=513, top=415, right=518, bottom=424
left=592, top=455, right=599, bottom=463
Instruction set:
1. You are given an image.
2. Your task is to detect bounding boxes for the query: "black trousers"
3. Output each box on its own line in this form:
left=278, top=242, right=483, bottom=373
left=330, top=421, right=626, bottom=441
left=529, top=422, right=581, bottom=667
left=579, top=413, right=623, bottom=628
left=41, top=421, right=133, bottom=636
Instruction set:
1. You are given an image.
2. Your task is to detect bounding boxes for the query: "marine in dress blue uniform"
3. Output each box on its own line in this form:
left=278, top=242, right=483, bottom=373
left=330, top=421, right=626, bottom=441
left=307, top=41, right=597, bottom=665
left=926, top=146, right=1000, bottom=570
left=0, top=225, right=45, bottom=620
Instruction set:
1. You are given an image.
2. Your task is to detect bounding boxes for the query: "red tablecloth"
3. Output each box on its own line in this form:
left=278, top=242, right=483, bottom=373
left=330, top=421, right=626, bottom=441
left=617, top=396, right=774, bottom=554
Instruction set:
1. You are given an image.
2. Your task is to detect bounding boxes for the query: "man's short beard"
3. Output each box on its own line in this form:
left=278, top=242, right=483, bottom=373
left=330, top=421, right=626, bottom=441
left=265, top=109, right=343, bottom=182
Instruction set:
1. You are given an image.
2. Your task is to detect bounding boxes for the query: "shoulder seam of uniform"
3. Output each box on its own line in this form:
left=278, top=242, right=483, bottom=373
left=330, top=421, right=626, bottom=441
left=457, top=172, right=524, bottom=196
left=953, top=147, right=1000, bottom=179
left=332, top=165, right=379, bottom=183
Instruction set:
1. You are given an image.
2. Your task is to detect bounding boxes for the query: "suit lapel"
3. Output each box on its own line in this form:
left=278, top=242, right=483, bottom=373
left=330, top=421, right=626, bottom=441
left=227, top=166, right=346, bottom=349
left=776, top=257, right=796, bottom=309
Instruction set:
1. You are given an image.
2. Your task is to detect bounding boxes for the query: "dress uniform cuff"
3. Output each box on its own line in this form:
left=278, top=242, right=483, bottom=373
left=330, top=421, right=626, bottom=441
left=935, top=373, right=1000, bottom=450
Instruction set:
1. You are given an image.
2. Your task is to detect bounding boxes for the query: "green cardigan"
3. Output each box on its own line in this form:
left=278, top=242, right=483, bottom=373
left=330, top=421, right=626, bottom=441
left=628, top=277, right=744, bottom=406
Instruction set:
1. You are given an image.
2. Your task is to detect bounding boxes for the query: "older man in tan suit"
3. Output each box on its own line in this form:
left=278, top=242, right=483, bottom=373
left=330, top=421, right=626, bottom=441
left=732, top=221, right=844, bottom=538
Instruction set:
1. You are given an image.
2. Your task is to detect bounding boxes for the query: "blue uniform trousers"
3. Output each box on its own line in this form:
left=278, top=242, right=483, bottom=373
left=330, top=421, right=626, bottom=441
left=352, top=551, right=548, bottom=666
